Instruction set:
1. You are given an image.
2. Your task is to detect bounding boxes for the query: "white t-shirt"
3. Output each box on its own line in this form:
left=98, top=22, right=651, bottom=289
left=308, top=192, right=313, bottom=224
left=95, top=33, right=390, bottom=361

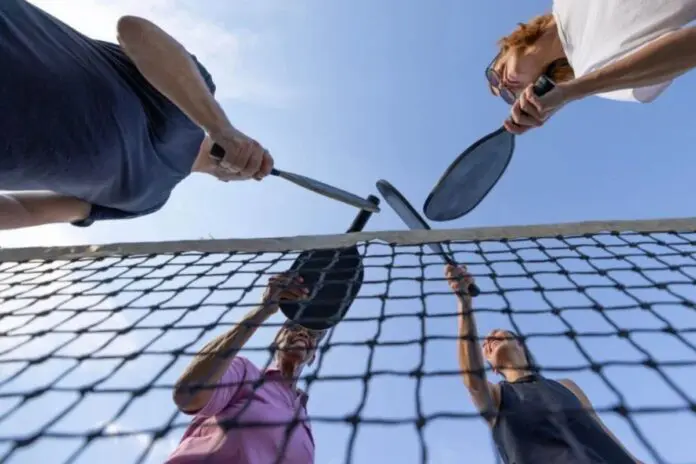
left=553, top=0, right=696, bottom=102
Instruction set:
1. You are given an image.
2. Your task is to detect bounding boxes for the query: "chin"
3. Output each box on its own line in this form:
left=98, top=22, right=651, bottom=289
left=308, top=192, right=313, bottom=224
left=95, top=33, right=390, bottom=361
left=279, top=350, right=306, bottom=365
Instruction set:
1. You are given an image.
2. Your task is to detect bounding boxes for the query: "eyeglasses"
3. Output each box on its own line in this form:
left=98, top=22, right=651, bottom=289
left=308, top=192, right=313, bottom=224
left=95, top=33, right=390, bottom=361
left=485, top=66, right=516, bottom=105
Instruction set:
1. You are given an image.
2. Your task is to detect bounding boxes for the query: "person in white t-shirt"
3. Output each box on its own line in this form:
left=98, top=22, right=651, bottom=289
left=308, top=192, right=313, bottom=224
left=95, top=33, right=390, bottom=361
left=485, top=1, right=696, bottom=135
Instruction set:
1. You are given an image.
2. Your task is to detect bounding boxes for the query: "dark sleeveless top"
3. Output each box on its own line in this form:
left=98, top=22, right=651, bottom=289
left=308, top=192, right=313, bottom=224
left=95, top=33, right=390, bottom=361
left=492, top=375, right=635, bottom=464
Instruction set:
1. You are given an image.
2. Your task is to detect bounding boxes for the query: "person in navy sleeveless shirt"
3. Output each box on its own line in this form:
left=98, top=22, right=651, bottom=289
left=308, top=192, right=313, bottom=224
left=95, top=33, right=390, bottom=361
left=445, top=264, right=644, bottom=464
left=1, top=0, right=273, bottom=230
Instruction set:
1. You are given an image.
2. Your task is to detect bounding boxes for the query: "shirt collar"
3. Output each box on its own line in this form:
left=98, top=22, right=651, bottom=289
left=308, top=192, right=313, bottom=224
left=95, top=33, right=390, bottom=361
left=264, top=366, right=310, bottom=407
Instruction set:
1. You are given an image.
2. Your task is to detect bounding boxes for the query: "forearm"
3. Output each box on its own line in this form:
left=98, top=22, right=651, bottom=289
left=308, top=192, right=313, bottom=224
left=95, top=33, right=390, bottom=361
left=568, top=26, right=696, bottom=99
left=116, top=16, right=231, bottom=135
left=457, top=299, right=491, bottom=396
left=173, top=303, right=275, bottom=409
left=0, top=192, right=89, bottom=230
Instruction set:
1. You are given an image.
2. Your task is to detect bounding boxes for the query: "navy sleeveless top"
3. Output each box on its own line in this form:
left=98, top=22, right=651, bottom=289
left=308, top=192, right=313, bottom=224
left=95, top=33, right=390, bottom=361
left=492, top=375, right=635, bottom=464
left=0, top=0, right=216, bottom=225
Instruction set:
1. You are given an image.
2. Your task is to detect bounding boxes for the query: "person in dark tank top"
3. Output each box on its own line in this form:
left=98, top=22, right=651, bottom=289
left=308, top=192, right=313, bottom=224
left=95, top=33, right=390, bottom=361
left=444, top=264, right=645, bottom=464
left=1, top=0, right=273, bottom=231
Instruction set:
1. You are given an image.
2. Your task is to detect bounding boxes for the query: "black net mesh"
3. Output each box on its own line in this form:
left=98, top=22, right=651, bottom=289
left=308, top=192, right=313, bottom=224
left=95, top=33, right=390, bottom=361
left=1, top=225, right=695, bottom=464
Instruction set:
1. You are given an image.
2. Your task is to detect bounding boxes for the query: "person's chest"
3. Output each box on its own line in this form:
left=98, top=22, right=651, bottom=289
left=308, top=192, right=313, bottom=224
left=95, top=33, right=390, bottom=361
left=215, top=382, right=315, bottom=463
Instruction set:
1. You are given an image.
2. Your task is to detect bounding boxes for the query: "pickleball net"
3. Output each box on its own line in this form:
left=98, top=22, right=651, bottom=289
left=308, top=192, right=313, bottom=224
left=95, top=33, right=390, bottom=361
left=1, top=217, right=695, bottom=464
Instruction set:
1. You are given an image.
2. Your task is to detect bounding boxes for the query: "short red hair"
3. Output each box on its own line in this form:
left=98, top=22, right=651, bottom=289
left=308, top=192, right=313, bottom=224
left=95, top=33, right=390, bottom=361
left=488, top=14, right=574, bottom=94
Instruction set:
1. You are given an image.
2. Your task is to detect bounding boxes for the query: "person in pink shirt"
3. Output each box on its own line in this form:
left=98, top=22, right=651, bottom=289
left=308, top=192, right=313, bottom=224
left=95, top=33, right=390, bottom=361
left=165, top=273, right=324, bottom=464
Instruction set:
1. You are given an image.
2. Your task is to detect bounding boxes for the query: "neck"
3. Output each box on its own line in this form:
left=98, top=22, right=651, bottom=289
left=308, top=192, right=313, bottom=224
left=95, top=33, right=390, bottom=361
left=277, top=359, right=304, bottom=388
left=501, top=368, right=535, bottom=383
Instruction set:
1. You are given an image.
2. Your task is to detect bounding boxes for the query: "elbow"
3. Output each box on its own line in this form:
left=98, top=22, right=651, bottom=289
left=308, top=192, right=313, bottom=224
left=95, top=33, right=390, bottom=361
left=116, top=15, right=156, bottom=49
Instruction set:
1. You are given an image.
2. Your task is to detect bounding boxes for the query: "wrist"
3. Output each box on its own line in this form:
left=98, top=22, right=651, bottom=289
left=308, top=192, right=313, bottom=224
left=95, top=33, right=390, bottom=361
left=259, top=300, right=279, bottom=314
left=560, top=76, right=596, bottom=102
left=206, top=117, right=238, bottom=141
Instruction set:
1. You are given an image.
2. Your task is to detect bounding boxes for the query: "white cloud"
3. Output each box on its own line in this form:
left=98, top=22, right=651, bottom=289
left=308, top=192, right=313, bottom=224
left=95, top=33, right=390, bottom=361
left=28, top=0, right=295, bottom=106
left=103, top=421, right=178, bottom=462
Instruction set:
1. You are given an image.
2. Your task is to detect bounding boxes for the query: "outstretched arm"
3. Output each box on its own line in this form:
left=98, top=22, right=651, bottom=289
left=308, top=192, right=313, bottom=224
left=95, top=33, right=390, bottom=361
left=173, top=274, right=307, bottom=413
left=559, top=379, right=644, bottom=463
left=116, top=16, right=273, bottom=179
left=566, top=26, right=696, bottom=100
left=116, top=16, right=230, bottom=136
left=446, top=265, right=500, bottom=423
left=173, top=302, right=276, bottom=413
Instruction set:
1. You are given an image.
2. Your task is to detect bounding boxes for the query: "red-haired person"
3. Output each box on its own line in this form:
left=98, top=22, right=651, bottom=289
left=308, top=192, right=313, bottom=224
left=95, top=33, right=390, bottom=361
left=486, top=1, right=696, bottom=135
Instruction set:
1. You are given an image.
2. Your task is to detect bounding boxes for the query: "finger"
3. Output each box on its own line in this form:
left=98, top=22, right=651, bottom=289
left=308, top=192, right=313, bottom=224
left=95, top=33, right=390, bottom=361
left=279, top=289, right=307, bottom=300
left=236, top=141, right=254, bottom=177
left=511, top=107, right=540, bottom=128
left=242, top=141, right=264, bottom=178
left=224, top=136, right=250, bottom=173
left=281, top=284, right=310, bottom=299
left=504, top=119, right=526, bottom=135
left=519, top=89, right=543, bottom=124
left=256, top=150, right=274, bottom=179
left=510, top=97, right=541, bottom=128
left=525, top=86, right=545, bottom=114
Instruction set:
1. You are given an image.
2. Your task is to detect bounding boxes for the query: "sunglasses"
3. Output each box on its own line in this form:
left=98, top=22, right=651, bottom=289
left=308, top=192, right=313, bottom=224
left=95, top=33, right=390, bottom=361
left=486, top=55, right=568, bottom=106
left=485, top=66, right=516, bottom=105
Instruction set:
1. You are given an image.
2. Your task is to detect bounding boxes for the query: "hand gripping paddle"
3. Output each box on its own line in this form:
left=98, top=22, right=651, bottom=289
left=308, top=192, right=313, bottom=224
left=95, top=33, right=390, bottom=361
left=279, top=195, right=380, bottom=330
left=423, top=75, right=556, bottom=222
left=375, top=180, right=480, bottom=297
left=210, top=143, right=379, bottom=213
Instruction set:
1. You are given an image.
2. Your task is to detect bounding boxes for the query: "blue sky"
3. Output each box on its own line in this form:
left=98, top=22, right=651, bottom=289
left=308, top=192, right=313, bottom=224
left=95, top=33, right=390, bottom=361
left=1, top=0, right=695, bottom=463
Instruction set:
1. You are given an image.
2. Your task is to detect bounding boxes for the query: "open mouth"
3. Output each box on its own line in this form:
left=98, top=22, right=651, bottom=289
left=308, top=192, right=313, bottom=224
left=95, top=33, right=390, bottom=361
left=288, top=334, right=310, bottom=349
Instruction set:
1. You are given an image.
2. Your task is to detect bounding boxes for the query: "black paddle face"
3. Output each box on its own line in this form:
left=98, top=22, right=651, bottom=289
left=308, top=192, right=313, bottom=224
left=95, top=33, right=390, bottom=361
left=423, top=74, right=556, bottom=223
left=279, top=247, right=364, bottom=330
left=278, top=196, right=379, bottom=330
left=376, top=180, right=480, bottom=296
left=423, top=128, right=515, bottom=222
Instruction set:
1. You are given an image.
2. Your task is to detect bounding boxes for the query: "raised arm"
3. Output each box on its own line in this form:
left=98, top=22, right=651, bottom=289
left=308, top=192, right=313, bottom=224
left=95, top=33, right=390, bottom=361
left=173, top=274, right=307, bottom=413
left=0, top=192, right=90, bottom=230
left=115, top=15, right=272, bottom=179
left=559, top=379, right=644, bottom=464
left=445, top=265, right=500, bottom=423
left=566, top=26, right=696, bottom=100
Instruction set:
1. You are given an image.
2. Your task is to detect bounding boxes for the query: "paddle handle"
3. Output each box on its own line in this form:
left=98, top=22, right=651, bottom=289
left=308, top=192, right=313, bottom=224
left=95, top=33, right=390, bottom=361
left=532, top=75, right=555, bottom=96
left=439, top=251, right=480, bottom=297
left=347, top=196, right=380, bottom=233
left=209, top=142, right=279, bottom=175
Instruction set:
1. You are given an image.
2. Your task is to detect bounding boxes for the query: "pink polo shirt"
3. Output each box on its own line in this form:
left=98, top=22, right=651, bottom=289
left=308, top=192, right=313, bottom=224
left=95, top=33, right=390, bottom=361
left=165, top=357, right=314, bottom=464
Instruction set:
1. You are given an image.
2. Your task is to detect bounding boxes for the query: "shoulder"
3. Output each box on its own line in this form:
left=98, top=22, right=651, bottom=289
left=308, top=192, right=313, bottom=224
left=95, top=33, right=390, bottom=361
left=557, top=378, right=591, bottom=405
left=230, top=356, right=260, bottom=377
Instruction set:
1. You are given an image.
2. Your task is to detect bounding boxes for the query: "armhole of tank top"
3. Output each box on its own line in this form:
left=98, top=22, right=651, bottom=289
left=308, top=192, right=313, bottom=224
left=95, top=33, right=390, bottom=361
left=489, top=382, right=504, bottom=429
